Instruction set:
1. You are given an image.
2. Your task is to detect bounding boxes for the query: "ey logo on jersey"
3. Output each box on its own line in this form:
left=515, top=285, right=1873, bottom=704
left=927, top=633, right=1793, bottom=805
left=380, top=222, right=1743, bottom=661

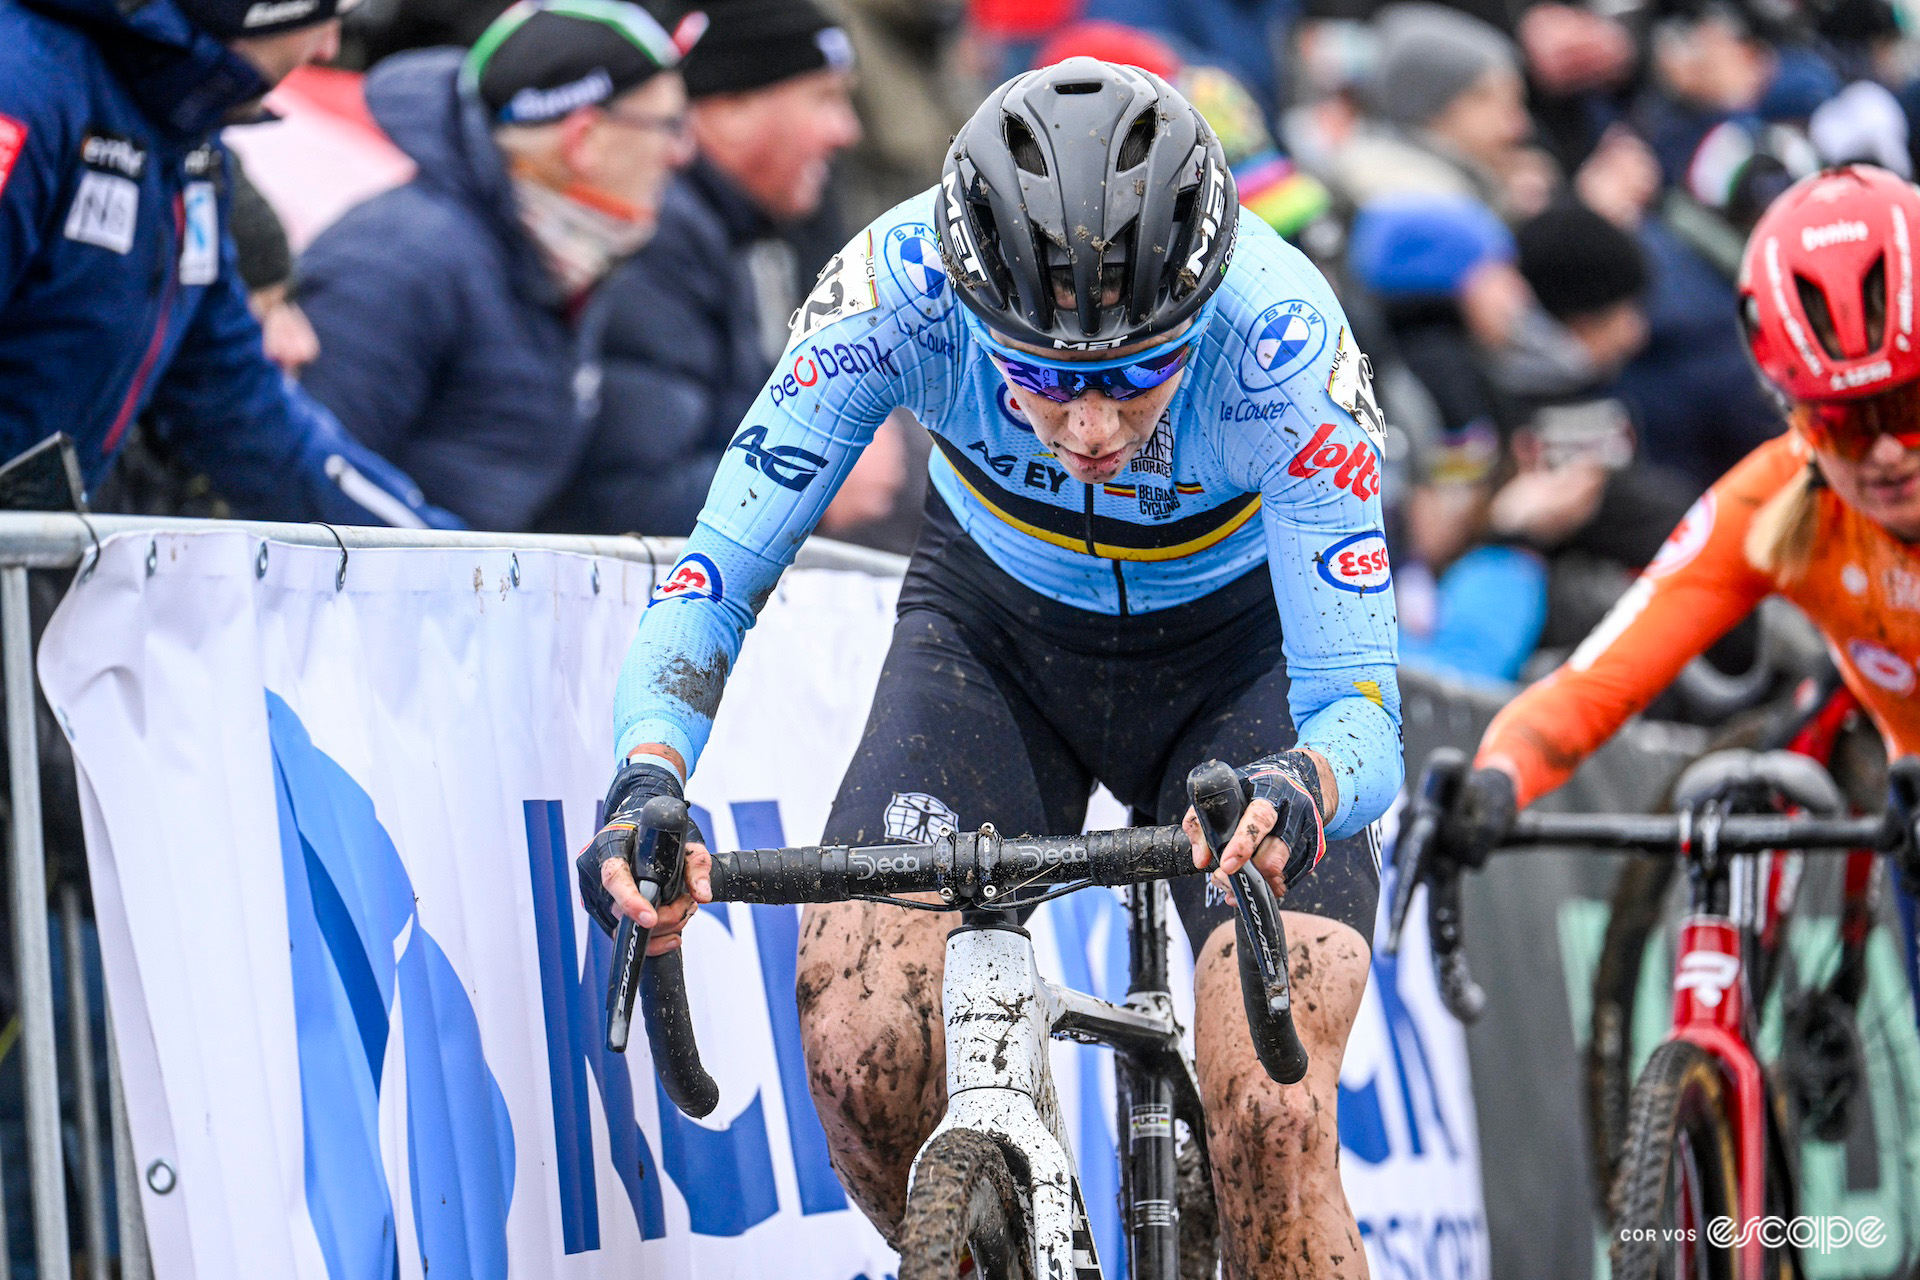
left=1317, top=531, right=1392, bottom=593
left=652, top=553, right=724, bottom=606
left=1237, top=300, right=1328, bottom=392
left=884, top=223, right=954, bottom=323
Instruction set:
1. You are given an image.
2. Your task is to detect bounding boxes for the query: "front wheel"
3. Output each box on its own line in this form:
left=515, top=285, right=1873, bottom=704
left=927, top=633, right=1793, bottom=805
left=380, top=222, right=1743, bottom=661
left=897, top=1129, right=1032, bottom=1280
left=1610, top=1041, right=1740, bottom=1280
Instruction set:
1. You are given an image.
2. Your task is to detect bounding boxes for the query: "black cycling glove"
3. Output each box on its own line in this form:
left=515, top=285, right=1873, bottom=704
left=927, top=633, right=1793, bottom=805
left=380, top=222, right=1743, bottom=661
left=576, top=760, right=685, bottom=938
left=1440, top=767, right=1517, bottom=870
left=1239, top=750, right=1328, bottom=889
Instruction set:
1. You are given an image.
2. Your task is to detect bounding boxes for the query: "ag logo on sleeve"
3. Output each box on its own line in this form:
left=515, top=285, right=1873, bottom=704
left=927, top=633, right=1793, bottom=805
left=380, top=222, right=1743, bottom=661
left=790, top=229, right=878, bottom=342
left=1236, top=299, right=1328, bottom=393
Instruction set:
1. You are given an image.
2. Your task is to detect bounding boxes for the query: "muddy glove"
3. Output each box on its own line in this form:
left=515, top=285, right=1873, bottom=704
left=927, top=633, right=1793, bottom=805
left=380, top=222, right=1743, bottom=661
left=1240, top=750, right=1329, bottom=888
left=577, top=761, right=686, bottom=937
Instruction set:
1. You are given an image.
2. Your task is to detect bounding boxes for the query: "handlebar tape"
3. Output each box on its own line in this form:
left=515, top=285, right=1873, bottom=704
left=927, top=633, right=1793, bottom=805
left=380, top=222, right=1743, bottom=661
left=643, top=949, right=720, bottom=1118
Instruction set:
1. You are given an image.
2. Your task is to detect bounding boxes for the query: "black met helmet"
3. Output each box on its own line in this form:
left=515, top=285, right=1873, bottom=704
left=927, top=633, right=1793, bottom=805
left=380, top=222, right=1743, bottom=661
left=937, top=57, right=1239, bottom=352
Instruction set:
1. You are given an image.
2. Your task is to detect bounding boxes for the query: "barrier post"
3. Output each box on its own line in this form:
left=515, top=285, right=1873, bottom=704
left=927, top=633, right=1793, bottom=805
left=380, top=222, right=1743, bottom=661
left=106, top=1001, right=148, bottom=1280
left=60, top=885, right=108, bottom=1280
left=3, top=564, right=70, bottom=1280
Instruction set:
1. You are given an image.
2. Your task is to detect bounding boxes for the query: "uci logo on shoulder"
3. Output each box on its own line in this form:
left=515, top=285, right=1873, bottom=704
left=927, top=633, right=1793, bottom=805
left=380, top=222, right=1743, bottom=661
left=1237, top=300, right=1327, bottom=393
left=1317, top=530, right=1391, bottom=594
left=651, top=553, right=724, bottom=606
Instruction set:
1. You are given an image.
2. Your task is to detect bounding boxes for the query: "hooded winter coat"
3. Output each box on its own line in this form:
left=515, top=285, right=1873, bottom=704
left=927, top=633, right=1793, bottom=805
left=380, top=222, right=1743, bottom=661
left=0, top=0, right=451, bottom=523
left=298, top=48, right=598, bottom=531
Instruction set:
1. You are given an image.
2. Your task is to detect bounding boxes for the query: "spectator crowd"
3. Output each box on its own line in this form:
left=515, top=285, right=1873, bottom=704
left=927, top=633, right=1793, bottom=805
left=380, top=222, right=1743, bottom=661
left=11, top=0, right=1920, bottom=690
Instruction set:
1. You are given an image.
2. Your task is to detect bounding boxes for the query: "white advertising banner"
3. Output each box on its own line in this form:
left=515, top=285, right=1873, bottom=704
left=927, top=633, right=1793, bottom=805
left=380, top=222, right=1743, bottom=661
left=38, top=530, right=1485, bottom=1279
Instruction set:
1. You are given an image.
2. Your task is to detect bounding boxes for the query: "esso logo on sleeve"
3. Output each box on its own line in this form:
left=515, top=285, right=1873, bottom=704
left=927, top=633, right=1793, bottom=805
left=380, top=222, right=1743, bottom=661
left=651, top=552, right=724, bottom=606
left=1317, top=530, right=1392, bottom=594
left=1646, top=492, right=1716, bottom=578
left=1847, top=638, right=1915, bottom=694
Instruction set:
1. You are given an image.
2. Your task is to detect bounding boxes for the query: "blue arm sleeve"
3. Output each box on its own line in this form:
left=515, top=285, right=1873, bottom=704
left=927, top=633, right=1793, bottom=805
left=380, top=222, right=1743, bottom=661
left=611, top=228, right=909, bottom=770
left=1214, top=285, right=1403, bottom=838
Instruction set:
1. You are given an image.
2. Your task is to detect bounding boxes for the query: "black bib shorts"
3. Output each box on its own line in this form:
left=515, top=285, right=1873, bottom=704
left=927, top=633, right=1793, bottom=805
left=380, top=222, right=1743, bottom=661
left=820, top=494, right=1383, bottom=956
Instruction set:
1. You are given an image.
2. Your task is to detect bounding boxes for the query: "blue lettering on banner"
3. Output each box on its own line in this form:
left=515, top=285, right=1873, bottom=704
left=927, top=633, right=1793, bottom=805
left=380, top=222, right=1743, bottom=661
left=526, top=796, right=849, bottom=1250
left=268, top=694, right=514, bottom=1280
left=771, top=338, right=901, bottom=405
left=883, top=222, right=955, bottom=322
left=728, top=425, right=830, bottom=492
left=1236, top=299, right=1328, bottom=393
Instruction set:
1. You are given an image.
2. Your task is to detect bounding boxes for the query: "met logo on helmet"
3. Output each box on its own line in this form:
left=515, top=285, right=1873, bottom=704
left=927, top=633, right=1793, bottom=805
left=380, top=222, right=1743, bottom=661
left=1801, top=220, right=1870, bottom=251
left=941, top=172, right=984, bottom=284
left=1184, top=157, right=1227, bottom=280
left=1830, top=359, right=1893, bottom=391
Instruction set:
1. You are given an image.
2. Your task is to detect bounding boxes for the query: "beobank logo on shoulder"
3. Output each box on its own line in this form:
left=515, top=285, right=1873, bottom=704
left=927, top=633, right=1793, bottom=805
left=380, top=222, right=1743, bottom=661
left=651, top=553, right=724, bottom=606
left=1317, top=530, right=1392, bottom=594
left=1286, top=422, right=1380, bottom=501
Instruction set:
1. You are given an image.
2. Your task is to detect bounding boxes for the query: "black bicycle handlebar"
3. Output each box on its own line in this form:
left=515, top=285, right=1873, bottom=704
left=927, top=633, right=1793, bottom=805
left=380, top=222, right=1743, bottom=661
left=1386, top=750, right=1920, bottom=1026
left=605, top=758, right=1329, bottom=1116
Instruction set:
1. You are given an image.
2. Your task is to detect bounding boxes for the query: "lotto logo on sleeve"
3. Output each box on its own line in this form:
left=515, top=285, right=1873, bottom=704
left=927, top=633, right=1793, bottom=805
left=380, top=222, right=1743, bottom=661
left=1317, top=531, right=1392, bottom=593
left=651, top=553, right=724, bottom=606
left=1285, top=422, right=1380, bottom=501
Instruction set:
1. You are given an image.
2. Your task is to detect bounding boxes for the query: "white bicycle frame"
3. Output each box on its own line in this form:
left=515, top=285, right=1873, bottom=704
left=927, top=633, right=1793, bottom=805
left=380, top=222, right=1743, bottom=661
left=909, top=915, right=1193, bottom=1279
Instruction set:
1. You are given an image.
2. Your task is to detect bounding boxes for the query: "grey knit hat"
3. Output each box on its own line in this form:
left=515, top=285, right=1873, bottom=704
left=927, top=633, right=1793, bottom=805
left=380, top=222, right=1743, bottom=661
left=1369, top=3, right=1520, bottom=128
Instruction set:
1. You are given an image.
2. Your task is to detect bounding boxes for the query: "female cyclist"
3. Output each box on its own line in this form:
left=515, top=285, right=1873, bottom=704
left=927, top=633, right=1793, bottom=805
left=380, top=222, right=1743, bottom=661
left=1444, top=164, right=1920, bottom=850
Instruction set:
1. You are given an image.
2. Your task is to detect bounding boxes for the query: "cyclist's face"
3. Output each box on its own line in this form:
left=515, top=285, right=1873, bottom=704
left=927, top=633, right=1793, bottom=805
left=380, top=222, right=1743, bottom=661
left=1812, top=428, right=1920, bottom=541
left=991, top=328, right=1190, bottom=484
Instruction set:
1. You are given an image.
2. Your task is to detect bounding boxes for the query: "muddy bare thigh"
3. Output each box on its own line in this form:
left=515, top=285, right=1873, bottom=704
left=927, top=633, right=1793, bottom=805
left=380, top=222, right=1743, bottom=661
left=795, top=898, right=952, bottom=1241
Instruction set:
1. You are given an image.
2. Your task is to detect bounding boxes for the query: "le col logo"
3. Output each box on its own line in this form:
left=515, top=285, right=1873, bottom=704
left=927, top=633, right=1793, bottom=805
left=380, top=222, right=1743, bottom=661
left=770, top=337, right=899, bottom=404
left=727, top=425, right=830, bottom=492
left=651, top=553, right=724, bottom=605
left=1285, top=422, right=1380, bottom=501
left=1317, top=530, right=1391, bottom=594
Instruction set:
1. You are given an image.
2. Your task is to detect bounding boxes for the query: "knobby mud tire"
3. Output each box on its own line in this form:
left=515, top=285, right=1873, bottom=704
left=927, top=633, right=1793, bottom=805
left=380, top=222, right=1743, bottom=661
left=897, top=1129, right=1032, bottom=1280
left=1588, top=852, right=1679, bottom=1215
left=1610, top=1040, right=1740, bottom=1280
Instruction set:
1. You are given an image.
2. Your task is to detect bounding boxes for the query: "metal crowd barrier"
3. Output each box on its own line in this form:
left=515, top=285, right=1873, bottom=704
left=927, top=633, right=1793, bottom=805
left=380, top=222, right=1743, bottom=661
left=0, top=512, right=905, bottom=1280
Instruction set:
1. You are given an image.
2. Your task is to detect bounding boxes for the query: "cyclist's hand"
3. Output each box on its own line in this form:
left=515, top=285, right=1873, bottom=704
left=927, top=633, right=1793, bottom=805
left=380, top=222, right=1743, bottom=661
left=576, top=761, right=713, bottom=955
left=1441, top=766, right=1517, bottom=869
left=1185, top=750, right=1328, bottom=900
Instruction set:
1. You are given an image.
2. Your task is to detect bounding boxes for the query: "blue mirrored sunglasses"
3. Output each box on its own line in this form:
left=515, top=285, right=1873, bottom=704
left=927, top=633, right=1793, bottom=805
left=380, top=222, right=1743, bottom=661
left=967, top=310, right=1205, bottom=403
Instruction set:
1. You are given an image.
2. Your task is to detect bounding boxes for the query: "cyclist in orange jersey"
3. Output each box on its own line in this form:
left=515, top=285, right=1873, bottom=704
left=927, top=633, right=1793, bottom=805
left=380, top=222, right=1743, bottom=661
left=1440, top=164, right=1920, bottom=855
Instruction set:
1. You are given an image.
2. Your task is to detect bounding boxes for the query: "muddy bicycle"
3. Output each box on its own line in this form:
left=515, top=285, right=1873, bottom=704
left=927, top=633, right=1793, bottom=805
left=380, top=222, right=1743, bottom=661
left=599, top=759, right=1317, bottom=1279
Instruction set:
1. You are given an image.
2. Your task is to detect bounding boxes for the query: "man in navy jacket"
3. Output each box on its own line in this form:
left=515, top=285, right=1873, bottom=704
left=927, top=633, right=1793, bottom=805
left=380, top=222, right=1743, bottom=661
left=0, top=0, right=458, bottom=525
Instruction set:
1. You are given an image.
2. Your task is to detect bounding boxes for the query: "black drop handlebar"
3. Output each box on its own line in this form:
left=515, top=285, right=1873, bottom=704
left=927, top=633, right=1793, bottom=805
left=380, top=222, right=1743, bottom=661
left=604, top=759, right=1322, bottom=1118
left=1386, top=749, right=1920, bottom=1024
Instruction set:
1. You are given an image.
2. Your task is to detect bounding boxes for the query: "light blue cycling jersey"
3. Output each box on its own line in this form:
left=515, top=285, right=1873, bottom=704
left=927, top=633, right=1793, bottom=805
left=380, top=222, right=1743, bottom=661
left=612, top=190, right=1402, bottom=838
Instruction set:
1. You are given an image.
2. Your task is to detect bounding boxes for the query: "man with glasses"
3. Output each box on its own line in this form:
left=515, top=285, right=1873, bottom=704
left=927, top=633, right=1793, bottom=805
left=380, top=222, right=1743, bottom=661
left=535, top=0, right=876, bottom=538
left=581, top=58, right=1400, bottom=1275
left=298, top=0, right=693, bottom=531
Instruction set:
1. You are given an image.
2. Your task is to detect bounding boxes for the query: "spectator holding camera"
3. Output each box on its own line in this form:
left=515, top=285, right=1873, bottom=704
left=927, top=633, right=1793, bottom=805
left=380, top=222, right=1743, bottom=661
left=298, top=0, right=692, bottom=531
left=0, top=0, right=454, bottom=524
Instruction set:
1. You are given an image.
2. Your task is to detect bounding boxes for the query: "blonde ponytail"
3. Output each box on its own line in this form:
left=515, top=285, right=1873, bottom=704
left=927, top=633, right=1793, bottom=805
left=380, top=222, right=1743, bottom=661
left=1744, top=461, right=1824, bottom=582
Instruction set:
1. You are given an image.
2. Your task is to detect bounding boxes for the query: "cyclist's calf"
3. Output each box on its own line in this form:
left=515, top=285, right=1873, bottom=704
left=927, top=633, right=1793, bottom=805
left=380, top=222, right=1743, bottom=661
left=1194, top=914, right=1371, bottom=1280
left=795, top=898, right=952, bottom=1244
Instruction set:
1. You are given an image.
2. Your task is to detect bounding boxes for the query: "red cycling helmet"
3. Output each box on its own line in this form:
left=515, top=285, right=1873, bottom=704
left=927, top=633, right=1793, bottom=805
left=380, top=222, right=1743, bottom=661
left=1739, top=165, right=1920, bottom=458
